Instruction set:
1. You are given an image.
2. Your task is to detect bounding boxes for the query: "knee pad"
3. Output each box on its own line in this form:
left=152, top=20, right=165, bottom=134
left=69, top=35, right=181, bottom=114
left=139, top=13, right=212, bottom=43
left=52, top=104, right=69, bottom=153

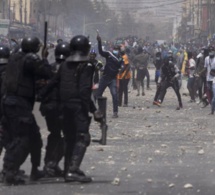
left=77, top=133, right=91, bottom=147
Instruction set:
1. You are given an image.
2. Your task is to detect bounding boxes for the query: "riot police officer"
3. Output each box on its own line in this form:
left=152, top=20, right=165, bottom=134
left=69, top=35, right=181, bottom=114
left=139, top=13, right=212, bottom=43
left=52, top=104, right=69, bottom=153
left=39, top=35, right=94, bottom=183
left=0, top=45, right=10, bottom=155
left=40, top=42, right=70, bottom=177
left=2, top=37, right=52, bottom=185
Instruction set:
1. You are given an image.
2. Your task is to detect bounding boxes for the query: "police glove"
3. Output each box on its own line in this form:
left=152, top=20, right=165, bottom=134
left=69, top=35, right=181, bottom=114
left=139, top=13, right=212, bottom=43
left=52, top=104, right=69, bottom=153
left=171, top=77, right=176, bottom=82
left=94, top=110, right=103, bottom=122
left=97, top=35, right=101, bottom=42
left=42, top=47, right=49, bottom=59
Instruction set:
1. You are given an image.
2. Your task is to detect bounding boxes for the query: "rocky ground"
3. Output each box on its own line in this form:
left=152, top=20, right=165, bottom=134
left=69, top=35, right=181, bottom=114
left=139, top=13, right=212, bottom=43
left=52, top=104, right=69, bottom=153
left=1, top=70, right=215, bottom=195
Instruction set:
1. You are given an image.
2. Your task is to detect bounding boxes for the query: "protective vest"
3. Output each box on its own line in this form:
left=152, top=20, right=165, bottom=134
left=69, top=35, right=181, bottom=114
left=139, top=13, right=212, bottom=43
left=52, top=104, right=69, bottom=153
left=5, top=52, right=35, bottom=98
left=0, top=64, right=6, bottom=97
left=59, top=61, right=87, bottom=102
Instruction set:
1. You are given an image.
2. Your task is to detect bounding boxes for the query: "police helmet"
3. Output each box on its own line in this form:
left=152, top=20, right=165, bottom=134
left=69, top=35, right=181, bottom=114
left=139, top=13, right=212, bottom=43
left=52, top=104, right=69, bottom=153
left=0, top=45, right=10, bottom=64
left=21, top=37, right=41, bottom=53
left=55, top=42, right=70, bottom=60
left=69, top=35, right=91, bottom=62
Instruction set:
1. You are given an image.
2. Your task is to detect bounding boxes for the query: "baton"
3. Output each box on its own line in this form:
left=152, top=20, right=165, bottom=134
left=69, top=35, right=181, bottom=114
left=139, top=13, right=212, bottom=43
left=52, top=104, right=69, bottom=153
left=44, top=21, right=48, bottom=49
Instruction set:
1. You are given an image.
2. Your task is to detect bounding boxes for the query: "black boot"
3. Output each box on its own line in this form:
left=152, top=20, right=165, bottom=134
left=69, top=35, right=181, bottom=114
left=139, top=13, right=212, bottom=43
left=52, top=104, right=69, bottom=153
left=44, top=161, right=63, bottom=177
left=64, top=141, right=92, bottom=183
left=64, top=163, right=92, bottom=183
left=3, top=171, right=25, bottom=185
left=30, top=166, right=45, bottom=181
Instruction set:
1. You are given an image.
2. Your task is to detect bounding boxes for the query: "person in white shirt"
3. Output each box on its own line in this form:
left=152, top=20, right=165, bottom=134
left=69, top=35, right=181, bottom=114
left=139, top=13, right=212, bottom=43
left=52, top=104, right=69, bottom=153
left=187, top=52, right=196, bottom=102
left=204, top=46, right=215, bottom=108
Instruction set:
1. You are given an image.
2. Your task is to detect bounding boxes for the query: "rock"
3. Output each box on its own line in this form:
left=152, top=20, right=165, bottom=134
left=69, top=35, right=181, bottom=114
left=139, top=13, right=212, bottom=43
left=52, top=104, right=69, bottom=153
left=121, top=167, right=127, bottom=171
left=112, top=178, right=120, bottom=185
left=161, top=144, right=167, bottom=148
left=154, top=150, right=161, bottom=154
left=80, top=186, right=84, bottom=190
left=147, top=179, right=152, bottom=183
left=184, top=183, right=193, bottom=189
left=148, top=158, right=153, bottom=163
left=168, top=183, right=175, bottom=188
left=127, top=174, right=131, bottom=178
left=97, top=148, right=104, bottom=152
left=198, top=149, right=205, bottom=155
left=91, top=166, right=95, bottom=170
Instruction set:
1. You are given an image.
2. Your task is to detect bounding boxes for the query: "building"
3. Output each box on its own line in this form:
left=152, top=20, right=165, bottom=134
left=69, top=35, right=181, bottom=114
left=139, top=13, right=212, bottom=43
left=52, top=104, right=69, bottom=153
left=9, top=0, right=31, bottom=24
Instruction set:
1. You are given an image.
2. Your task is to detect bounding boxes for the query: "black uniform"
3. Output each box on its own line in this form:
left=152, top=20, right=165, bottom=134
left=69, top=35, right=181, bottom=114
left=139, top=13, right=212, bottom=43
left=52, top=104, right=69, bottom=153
left=39, top=61, right=64, bottom=176
left=0, top=45, right=10, bottom=154
left=2, top=37, right=52, bottom=184
left=157, top=57, right=183, bottom=109
left=40, top=42, right=70, bottom=177
left=39, top=35, right=93, bottom=183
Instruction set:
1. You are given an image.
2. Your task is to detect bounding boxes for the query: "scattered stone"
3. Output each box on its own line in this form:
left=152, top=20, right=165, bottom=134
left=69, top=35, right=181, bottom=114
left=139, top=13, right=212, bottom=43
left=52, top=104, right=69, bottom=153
left=112, top=178, right=120, bottom=186
left=154, top=150, right=161, bottom=154
left=80, top=186, right=84, bottom=190
left=91, top=166, right=95, bottom=170
left=127, top=174, right=131, bottom=178
left=147, top=179, right=153, bottom=183
left=184, top=183, right=193, bottom=189
left=198, top=149, right=205, bottom=155
left=148, top=158, right=153, bottom=163
left=121, top=167, right=127, bottom=171
left=168, top=183, right=175, bottom=188
left=108, top=156, right=113, bottom=159
left=161, top=144, right=167, bottom=148
left=156, top=110, right=161, bottom=113
left=97, top=148, right=104, bottom=152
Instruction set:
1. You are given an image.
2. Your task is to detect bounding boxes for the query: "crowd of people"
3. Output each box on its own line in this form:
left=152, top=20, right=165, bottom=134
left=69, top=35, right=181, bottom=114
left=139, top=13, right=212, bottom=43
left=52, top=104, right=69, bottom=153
left=0, top=32, right=214, bottom=186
